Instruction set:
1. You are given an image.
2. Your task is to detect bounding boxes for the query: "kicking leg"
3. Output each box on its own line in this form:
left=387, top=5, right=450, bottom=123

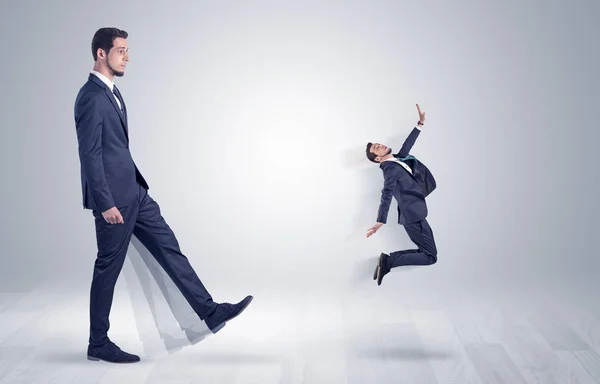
left=132, top=186, right=252, bottom=333
left=132, top=188, right=217, bottom=319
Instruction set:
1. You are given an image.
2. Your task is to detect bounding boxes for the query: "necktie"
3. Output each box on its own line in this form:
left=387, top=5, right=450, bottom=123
left=395, top=155, right=418, bottom=175
left=397, top=155, right=416, bottom=162
left=112, top=86, right=124, bottom=114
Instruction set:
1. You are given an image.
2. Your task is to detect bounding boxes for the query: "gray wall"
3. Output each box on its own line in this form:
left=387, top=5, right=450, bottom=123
left=1, top=0, right=598, bottom=295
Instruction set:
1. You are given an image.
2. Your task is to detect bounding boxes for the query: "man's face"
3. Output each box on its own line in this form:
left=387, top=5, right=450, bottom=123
left=370, top=143, right=391, bottom=161
left=105, top=37, right=129, bottom=77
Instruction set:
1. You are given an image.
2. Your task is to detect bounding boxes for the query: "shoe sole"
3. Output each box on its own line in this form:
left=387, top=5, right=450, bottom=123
left=377, top=255, right=385, bottom=286
left=87, top=356, right=140, bottom=363
left=210, top=295, right=254, bottom=334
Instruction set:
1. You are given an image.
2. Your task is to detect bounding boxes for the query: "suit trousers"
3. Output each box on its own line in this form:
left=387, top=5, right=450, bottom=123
left=89, top=183, right=217, bottom=347
left=389, top=219, right=438, bottom=268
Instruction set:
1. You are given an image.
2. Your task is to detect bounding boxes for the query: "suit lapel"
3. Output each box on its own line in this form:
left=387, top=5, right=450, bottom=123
left=104, top=88, right=127, bottom=128
left=383, top=159, right=418, bottom=181
left=110, top=87, right=129, bottom=141
left=88, top=74, right=129, bottom=141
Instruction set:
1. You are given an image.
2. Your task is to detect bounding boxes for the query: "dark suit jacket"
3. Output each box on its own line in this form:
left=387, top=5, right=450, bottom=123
left=74, top=73, right=148, bottom=212
left=376, top=127, right=436, bottom=225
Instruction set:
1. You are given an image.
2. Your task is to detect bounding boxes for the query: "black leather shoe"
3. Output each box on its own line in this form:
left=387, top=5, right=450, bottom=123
left=376, top=253, right=391, bottom=286
left=87, top=341, right=140, bottom=363
left=205, top=295, right=253, bottom=333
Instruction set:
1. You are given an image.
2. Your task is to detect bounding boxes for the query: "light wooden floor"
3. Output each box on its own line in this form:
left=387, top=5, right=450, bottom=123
left=1, top=272, right=600, bottom=384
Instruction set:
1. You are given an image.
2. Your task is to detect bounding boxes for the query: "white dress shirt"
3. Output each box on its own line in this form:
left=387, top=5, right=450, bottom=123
left=383, top=156, right=414, bottom=175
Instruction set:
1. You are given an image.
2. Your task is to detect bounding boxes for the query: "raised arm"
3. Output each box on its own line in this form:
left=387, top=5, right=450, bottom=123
left=395, top=127, right=421, bottom=158
left=394, top=103, right=426, bottom=158
left=75, top=92, right=115, bottom=212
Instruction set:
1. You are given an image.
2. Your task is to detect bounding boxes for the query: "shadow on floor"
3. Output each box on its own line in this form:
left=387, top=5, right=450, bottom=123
left=355, top=347, right=455, bottom=361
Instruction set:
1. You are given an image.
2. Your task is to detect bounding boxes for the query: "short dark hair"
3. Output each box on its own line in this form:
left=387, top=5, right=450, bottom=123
left=91, top=27, right=128, bottom=61
left=365, top=142, right=379, bottom=163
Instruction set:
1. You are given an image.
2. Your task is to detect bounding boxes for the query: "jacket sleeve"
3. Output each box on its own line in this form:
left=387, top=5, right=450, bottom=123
left=75, top=92, right=115, bottom=212
left=395, top=127, right=421, bottom=158
left=376, top=166, right=398, bottom=224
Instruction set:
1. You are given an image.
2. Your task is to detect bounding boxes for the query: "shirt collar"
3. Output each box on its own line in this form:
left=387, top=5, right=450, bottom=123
left=90, top=70, right=115, bottom=92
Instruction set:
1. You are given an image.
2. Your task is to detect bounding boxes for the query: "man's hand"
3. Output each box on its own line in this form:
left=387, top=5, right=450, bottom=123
left=366, top=222, right=384, bottom=238
left=102, top=206, right=124, bottom=224
left=416, top=103, right=426, bottom=125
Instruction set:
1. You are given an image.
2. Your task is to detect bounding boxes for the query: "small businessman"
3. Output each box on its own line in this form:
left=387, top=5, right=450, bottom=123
left=365, top=104, right=438, bottom=285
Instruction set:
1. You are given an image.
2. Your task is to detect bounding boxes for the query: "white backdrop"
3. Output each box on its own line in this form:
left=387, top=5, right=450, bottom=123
left=0, top=0, right=598, bottom=300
